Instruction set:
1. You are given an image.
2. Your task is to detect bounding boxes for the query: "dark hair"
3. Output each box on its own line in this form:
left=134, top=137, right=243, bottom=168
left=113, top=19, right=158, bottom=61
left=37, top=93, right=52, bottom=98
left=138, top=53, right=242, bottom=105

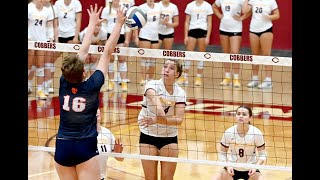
left=166, top=59, right=183, bottom=79
left=61, top=54, right=84, bottom=84
left=236, top=105, right=253, bottom=117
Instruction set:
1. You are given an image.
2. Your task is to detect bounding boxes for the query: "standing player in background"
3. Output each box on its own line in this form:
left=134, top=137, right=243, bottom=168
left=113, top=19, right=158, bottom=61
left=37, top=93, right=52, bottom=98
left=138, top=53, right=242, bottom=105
left=135, top=0, right=161, bottom=86
left=212, top=0, right=249, bottom=88
left=120, top=0, right=136, bottom=47
left=54, top=4, right=126, bottom=179
left=211, top=105, right=266, bottom=180
left=244, top=0, right=280, bottom=89
left=101, top=0, right=129, bottom=92
left=43, top=0, right=59, bottom=95
left=78, top=19, right=107, bottom=79
left=177, top=0, right=213, bottom=86
left=96, top=109, right=124, bottom=180
left=138, top=59, right=186, bottom=180
left=158, top=0, right=179, bottom=50
left=28, top=0, right=54, bottom=99
left=54, top=0, right=82, bottom=44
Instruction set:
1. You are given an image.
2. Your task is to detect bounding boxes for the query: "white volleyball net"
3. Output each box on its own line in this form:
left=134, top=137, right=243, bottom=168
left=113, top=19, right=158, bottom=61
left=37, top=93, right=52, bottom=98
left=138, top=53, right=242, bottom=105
left=28, top=41, right=292, bottom=179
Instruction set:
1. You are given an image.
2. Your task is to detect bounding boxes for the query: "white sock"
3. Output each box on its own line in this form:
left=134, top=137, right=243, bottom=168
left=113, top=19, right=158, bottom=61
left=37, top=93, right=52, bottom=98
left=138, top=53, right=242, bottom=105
left=225, top=72, right=231, bottom=78
left=196, top=74, right=202, bottom=77
left=264, top=77, right=272, bottom=82
left=233, top=74, right=239, bottom=79
left=252, top=75, right=259, bottom=80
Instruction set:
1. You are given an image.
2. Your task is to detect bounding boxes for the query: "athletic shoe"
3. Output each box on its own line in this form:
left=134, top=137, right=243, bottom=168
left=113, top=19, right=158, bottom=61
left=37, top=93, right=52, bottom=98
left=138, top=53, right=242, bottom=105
left=247, top=79, right=259, bottom=88
left=37, top=90, right=47, bottom=100
left=139, top=79, right=147, bottom=86
left=220, top=78, right=232, bottom=86
left=176, top=76, right=189, bottom=85
left=233, top=79, right=241, bottom=88
left=194, top=77, right=202, bottom=86
left=121, top=82, right=128, bottom=92
left=107, top=81, right=115, bottom=91
left=28, top=87, right=32, bottom=94
left=257, top=80, right=273, bottom=89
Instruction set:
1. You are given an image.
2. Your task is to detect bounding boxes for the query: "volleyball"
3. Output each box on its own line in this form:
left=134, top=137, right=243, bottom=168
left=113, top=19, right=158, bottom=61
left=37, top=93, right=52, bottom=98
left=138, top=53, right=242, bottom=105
left=125, top=6, right=147, bottom=30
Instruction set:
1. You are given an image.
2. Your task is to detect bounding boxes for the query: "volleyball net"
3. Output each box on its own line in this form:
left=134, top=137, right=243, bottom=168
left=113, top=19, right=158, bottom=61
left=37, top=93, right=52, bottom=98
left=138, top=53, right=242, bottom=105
left=28, top=41, right=292, bottom=175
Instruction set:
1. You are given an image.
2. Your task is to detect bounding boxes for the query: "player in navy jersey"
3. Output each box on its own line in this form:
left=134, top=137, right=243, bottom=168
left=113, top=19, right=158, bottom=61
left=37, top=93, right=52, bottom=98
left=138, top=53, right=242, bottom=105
left=54, top=4, right=126, bottom=179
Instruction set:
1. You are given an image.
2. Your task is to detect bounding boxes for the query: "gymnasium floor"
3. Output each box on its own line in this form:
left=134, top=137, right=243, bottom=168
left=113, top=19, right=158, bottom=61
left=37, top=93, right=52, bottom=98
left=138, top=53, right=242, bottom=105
left=28, top=56, right=292, bottom=180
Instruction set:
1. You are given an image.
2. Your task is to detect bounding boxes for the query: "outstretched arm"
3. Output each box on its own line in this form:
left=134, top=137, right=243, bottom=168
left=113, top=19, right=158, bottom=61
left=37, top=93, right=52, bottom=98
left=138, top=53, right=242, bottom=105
left=96, top=8, right=126, bottom=77
left=77, top=4, right=103, bottom=61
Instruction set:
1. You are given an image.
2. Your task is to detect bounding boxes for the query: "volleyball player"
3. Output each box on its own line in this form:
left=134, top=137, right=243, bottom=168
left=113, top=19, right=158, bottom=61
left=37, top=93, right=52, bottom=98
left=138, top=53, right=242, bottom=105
left=43, top=0, right=59, bottom=95
left=136, top=0, right=161, bottom=86
left=54, top=0, right=82, bottom=44
left=78, top=19, right=107, bottom=79
left=101, top=0, right=129, bottom=92
left=96, top=109, right=124, bottom=180
left=120, top=0, right=136, bottom=47
left=28, top=0, right=54, bottom=99
left=54, top=4, right=126, bottom=179
left=211, top=105, right=266, bottom=180
left=177, top=0, right=213, bottom=86
left=138, top=58, right=186, bottom=180
left=158, top=0, right=179, bottom=50
left=244, top=0, right=280, bottom=89
left=212, top=0, right=249, bottom=88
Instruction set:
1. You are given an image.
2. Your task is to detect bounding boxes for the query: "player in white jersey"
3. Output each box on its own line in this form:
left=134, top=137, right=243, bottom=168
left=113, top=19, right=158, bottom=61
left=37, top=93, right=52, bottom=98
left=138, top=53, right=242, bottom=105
left=79, top=19, right=107, bottom=79
left=212, top=105, right=266, bottom=180
left=101, top=0, right=129, bottom=92
left=136, top=0, right=161, bottom=86
left=212, top=0, right=250, bottom=88
left=54, top=0, right=82, bottom=44
left=28, top=0, right=54, bottom=99
left=42, top=0, right=59, bottom=96
left=177, top=0, right=213, bottom=86
left=158, top=0, right=179, bottom=50
left=138, top=59, right=186, bottom=180
left=119, top=0, right=136, bottom=46
left=244, top=0, right=280, bottom=89
left=96, top=109, right=124, bottom=180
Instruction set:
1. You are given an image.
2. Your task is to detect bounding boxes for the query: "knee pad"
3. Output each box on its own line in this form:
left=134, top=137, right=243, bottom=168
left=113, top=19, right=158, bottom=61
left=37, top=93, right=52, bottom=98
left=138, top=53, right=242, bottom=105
left=197, top=61, right=204, bottom=69
left=140, top=59, right=148, bottom=67
left=147, top=59, right=156, bottom=67
left=89, top=62, right=97, bottom=71
left=184, top=60, right=191, bottom=69
left=36, top=67, right=45, bottom=77
left=84, top=63, right=90, bottom=71
left=108, top=63, right=114, bottom=72
left=118, top=62, right=127, bottom=72
left=44, top=63, right=55, bottom=72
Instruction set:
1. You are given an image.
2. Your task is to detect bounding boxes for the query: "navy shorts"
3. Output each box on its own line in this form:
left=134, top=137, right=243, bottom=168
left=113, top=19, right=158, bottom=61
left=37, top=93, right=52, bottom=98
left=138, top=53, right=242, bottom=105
left=54, top=137, right=99, bottom=167
left=139, top=132, right=177, bottom=150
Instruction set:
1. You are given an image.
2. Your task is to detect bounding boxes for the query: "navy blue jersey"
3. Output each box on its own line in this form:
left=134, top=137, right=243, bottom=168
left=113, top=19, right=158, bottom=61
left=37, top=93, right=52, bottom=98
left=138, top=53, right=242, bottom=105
left=57, top=70, right=105, bottom=139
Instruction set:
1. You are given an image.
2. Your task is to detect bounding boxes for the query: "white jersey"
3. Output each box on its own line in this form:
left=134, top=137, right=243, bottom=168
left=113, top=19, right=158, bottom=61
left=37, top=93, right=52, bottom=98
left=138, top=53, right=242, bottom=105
left=138, top=2, right=161, bottom=41
left=101, top=5, right=126, bottom=34
left=248, top=0, right=278, bottom=33
left=138, top=79, right=186, bottom=137
left=120, top=0, right=135, bottom=9
left=28, top=2, right=54, bottom=41
left=215, top=0, right=245, bottom=32
left=221, top=125, right=265, bottom=171
left=54, top=0, right=82, bottom=37
left=158, top=2, right=179, bottom=35
left=185, top=1, right=213, bottom=31
left=97, top=126, right=116, bottom=155
left=78, top=27, right=108, bottom=44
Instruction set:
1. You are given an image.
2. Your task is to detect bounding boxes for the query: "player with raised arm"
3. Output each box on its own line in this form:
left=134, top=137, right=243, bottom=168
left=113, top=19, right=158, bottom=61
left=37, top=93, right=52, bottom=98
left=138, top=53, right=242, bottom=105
left=212, top=105, right=266, bottom=180
left=54, top=4, right=126, bottom=179
left=138, top=58, right=186, bottom=180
